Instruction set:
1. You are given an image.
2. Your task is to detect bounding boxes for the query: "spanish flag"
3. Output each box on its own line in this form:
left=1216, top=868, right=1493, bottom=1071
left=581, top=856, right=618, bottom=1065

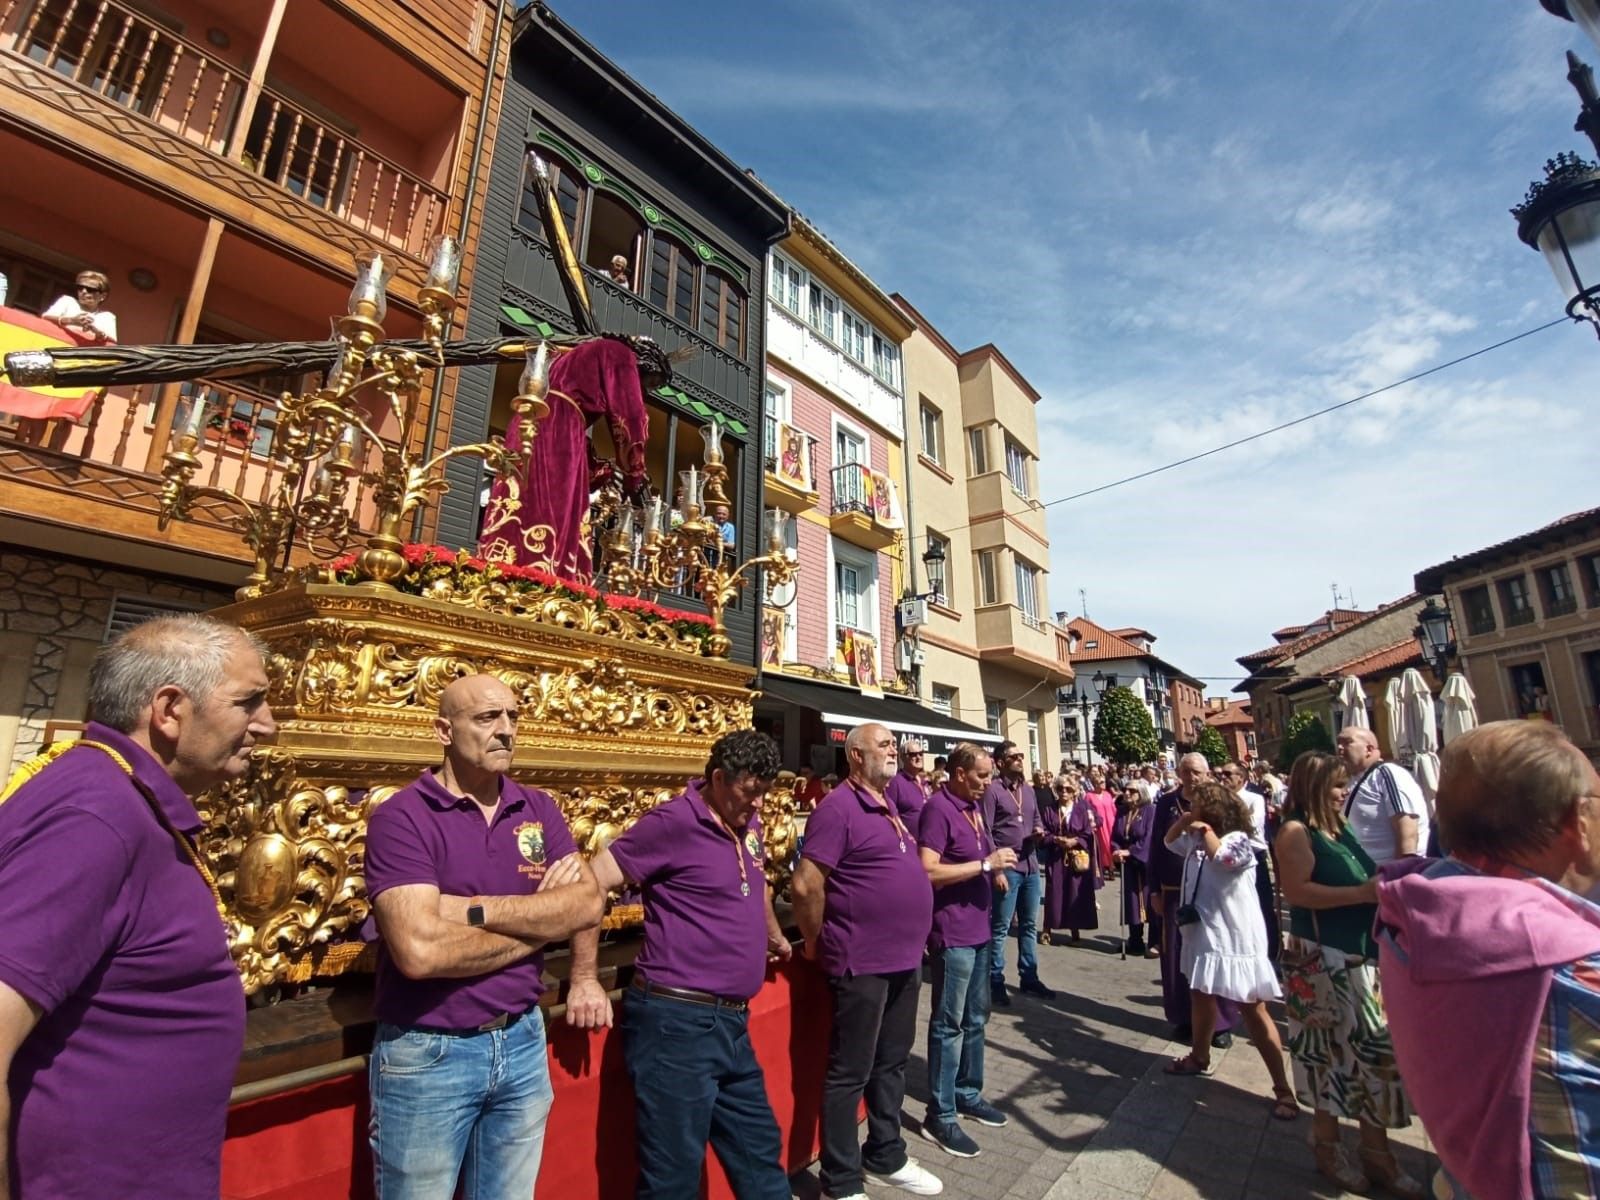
left=0, top=306, right=106, bottom=421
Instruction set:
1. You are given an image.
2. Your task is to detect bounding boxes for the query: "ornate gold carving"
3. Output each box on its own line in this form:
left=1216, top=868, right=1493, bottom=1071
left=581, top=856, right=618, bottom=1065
left=193, top=584, right=767, bottom=992
left=195, top=751, right=377, bottom=993
left=760, top=782, right=799, bottom=896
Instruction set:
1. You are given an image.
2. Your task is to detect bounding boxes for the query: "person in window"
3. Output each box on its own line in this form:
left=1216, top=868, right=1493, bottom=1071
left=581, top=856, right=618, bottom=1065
left=713, top=503, right=736, bottom=564
left=44, top=271, right=117, bottom=343
left=608, top=255, right=631, bottom=288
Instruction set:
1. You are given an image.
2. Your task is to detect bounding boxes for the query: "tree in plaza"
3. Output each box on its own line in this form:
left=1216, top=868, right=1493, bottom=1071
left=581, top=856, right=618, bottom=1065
left=1092, top=685, right=1161, bottom=767
left=1277, top=710, right=1334, bottom=771
left=1193, top=724, right=1229, bottom=768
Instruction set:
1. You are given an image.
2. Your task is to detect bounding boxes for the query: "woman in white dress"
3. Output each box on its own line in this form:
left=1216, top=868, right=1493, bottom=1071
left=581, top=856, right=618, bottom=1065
left=1162, top=781, right=1298, bottom=1120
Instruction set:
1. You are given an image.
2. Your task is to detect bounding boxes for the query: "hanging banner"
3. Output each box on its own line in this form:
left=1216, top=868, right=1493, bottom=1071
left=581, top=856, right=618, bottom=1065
left=777, top=422, right=812, bottom=491
left=761, top=607, right=787, bottom=668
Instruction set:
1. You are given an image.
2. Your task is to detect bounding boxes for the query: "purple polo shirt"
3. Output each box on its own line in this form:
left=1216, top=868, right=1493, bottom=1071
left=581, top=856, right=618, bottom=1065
left=608, top=780, right=768, bottom=1000
left=365, top=770, right=577, bottom=1028
left=885, top=769, right=930, bottom=827
left=982, top=776, right=1041, bottom=874
left=918, top=784, right=995, bottom=951
left=0, top=722, right=244, bottom=1200
left=801, top=779, right=932, bottom=976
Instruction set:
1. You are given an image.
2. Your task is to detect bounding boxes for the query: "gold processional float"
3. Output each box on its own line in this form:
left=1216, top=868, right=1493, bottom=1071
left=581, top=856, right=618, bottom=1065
left=3, top=158, right=801, bottom=997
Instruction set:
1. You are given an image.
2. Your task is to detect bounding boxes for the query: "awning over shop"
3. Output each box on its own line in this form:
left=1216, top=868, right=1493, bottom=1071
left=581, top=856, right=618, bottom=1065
left=754, top=674, right=1001, bottom=755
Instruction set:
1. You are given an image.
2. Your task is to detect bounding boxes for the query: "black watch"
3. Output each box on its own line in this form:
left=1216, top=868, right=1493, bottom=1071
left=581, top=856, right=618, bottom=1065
left=467, top=899, right=486, bottom=928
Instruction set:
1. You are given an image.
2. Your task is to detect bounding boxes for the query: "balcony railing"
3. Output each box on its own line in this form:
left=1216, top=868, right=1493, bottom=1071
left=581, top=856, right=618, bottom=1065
left=1545, top=595, right=1578, bottom=618
left=830, top=462, right=873, bottom=517
left=1, top=0, right=448, bottom=256
left=1506, top=605, right=1535, bottom=627
left=0, top=373, right=380, bottom=535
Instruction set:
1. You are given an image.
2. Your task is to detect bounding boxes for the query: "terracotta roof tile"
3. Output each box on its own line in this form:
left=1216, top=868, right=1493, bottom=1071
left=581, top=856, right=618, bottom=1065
left=1415, top=506, right=1600, bottom=593
left=1325, top=638, right=1423, bottom=680
left=1065, top=617, right=1148, bottom=663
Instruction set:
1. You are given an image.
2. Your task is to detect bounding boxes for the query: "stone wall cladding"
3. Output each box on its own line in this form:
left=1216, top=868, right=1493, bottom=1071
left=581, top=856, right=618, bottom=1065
left=0, top=550, right=230, bottom=767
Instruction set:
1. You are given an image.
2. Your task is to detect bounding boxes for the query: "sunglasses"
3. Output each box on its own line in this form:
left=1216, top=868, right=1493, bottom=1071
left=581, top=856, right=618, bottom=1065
left=75, top=284, right=106, bottom=295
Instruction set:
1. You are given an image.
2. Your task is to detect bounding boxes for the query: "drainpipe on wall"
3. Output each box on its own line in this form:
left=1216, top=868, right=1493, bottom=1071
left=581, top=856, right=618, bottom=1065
left=414, top=0, right=509, bottom=542
left=898, top=383, right=921, bottom=698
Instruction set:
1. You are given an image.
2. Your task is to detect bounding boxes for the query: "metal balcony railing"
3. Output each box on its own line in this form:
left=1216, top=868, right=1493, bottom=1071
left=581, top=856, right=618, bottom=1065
left=2, top=0, right=449, bottom=255
left=829, top=462, right=873, bottom=517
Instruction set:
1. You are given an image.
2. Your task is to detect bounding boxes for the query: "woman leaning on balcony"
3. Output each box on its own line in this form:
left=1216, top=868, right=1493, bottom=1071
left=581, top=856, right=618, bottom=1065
left=44, top=271, right=117, bottom=344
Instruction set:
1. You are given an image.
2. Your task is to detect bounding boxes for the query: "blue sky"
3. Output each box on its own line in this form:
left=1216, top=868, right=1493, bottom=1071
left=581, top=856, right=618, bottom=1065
left=573, top=1, right=1595, bottom=689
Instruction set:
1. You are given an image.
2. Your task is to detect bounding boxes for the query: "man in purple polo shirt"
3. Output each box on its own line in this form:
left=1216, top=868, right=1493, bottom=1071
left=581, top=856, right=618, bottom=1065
left=885, top=734, right=931, bottom=825
left=918, top=743, right=1017, bottom=1160
left=590, top=729, right=792, bottom=1199
left=0, top=614, right=275, bottom=1200
left=792, top=723, right=940, bottom=1199
left=365, top=673, right=604, bottom=1200
left=984, top=740, right=1054, bottom=1005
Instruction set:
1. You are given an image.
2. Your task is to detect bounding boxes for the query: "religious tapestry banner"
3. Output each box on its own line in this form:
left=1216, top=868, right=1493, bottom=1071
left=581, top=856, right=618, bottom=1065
left=777, top=422, right=812, bottom=491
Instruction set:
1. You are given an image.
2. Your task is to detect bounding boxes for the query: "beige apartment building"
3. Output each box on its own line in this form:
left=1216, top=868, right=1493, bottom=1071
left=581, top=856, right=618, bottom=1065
left=1415, top=507, right=1600, bottom=762
left=893, top=294, right=1073, bottom=774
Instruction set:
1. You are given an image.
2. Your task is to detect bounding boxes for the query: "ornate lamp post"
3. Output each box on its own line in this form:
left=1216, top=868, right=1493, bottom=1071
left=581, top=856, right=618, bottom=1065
left=1413, top=596, right=1456, bottom=682
left=922, top=539, right=947, bottom=606
left=1067, top=669, right=1109, bottom=768
left=1517, top=4, right=1600, bottom=332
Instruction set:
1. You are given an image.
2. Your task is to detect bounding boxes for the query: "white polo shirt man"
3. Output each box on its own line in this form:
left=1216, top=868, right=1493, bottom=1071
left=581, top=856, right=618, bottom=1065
left=1335, top=727, right=1429, bottom=864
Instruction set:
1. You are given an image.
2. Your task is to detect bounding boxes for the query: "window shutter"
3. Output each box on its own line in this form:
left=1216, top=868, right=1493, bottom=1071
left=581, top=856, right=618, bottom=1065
left=102, top=593, right=207, bottom=643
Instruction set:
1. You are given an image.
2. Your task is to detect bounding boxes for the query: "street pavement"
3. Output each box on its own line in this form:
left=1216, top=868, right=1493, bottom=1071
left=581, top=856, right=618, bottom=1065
left=790, top=876, right=1437, bottom=1200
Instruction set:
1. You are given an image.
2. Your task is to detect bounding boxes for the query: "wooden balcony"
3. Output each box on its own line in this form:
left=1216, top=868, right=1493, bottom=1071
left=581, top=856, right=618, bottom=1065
left=0, top=371, right=380, bottom=581
left=0, top=0, right=451, bottom=262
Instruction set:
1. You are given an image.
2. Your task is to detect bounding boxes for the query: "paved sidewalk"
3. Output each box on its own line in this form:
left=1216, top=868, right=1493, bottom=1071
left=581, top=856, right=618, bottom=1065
left=791, top=877, right=1435, bottom=1200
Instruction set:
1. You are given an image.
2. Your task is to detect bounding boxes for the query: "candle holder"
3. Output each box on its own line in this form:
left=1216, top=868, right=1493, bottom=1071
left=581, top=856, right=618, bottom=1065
left=156, top=251, right=554, bottom=598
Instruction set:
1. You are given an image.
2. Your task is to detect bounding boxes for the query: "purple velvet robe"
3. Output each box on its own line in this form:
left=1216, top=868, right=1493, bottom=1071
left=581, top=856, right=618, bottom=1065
left=477, top=338, right=649, bottom=582
left=1112, top=801, right=1155, bottom=927
left=1041, top=796, right=1099, bottom=932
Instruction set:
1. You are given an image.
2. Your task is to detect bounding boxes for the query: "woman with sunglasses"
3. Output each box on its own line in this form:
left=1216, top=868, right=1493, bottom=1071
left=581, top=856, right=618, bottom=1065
left=43, top=271, right=117, bottom=343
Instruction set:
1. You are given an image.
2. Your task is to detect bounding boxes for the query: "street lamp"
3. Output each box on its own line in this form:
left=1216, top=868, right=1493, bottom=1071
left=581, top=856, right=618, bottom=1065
left=922, top=539, right=946, bottom=606
left=1062, top=670, right=1109, bottom=767
left=1413, top=596, right=1455, bottom=682
left=1518, top=5, right=1600, bottom=332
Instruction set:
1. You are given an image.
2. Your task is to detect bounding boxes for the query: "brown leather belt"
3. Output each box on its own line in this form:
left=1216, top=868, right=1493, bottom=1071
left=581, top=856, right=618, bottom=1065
left=631, top=978, right=748, bottom=1013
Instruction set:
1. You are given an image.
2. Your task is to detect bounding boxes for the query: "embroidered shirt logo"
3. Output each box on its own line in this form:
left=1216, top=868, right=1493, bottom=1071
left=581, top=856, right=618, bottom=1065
left=515, top=821, right=547, bottom=865
left=744, top=830, right=762, bottom=861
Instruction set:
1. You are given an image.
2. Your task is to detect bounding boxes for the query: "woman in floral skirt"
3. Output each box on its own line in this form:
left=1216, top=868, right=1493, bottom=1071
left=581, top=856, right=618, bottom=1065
left=1276, top=753, right=1423, bottom=1199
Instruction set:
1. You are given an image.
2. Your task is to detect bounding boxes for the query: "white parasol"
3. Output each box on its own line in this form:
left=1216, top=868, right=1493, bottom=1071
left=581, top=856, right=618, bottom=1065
left=1337, top=674, right=1369, bottom=729
left=1440, top=673, right=1479, bottom=745
left=1382, top=677, right=1404, bottom=758
left=1398, top=667, right=1440, bottom=810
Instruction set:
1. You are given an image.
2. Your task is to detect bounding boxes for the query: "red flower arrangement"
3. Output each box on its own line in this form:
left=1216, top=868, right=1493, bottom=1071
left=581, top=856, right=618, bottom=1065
left=324, top=543, right=715, bottom=645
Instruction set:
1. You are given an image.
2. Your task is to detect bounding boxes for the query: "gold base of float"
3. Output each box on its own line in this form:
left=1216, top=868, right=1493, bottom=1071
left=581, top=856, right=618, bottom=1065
left=197, top=577, right=791, bottom=995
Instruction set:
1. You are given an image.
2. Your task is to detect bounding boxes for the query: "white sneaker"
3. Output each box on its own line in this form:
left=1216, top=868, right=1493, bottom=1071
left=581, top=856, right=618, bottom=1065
left=823, top=1193, right=867, bottom=1199
left=867, top=1157, right=945, bottom=1195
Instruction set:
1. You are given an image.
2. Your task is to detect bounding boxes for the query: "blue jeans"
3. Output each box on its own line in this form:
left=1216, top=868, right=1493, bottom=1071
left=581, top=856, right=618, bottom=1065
left=989, top=867, right=1040, bottom=985
left=368, top=1014, right=553, bottom=1200
left=622, top=989, right=790, bottom=1200
left=927, top=943, right=992, bottom=1122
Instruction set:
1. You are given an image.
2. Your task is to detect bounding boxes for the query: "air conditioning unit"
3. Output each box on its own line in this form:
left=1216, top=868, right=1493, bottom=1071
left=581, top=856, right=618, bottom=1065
left=898, top=598, right=929, bottom=629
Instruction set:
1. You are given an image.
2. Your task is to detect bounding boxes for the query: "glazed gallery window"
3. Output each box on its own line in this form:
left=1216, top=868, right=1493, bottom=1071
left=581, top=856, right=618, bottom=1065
left=519, top=151, right=745, bottom=351
left=1498, top=574, right=1535, bottom=626
left=1005, top=437, right=1031, bottom=497
left=840, top=310, right=869, bottom=364
left=1537, top=562, right=1578, bottom=617
left=977, top=549, right=1000, bottom=607
left=768, top=252, right=901, bottom=392
left=870, top=331, right=902, bottom=391
left=807, top=280, right=837, bottom=342
left=1015, top=558, right=1041, bottom=626
left=769, top=254, right=803, bottom=313
left=1461, top=585, right=1496, bottom=636
left=968, top=427, right=990, bottom=475
left=919, top=399, right=943, bottom=465
left=701, top=269, right=744, bottom=357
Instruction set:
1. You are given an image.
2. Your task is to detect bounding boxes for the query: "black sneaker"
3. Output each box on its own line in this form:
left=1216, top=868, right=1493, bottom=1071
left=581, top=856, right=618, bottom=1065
left=957, top=1097, right=1008, bottom=1128
left=1018, top=977, right=1056, bottom=999
left=921, top=1117, right=980, bottom=1158
left=990, top=982, right=1011, bottom=1008
left=1210, top=1031, right=1234, bottom=1050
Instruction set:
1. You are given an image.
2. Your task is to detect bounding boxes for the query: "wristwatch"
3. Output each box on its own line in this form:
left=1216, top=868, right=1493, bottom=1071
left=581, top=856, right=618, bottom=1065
left=980, top=859, right=992, bottom=874
left=467, top=898, right=486, bottom=927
